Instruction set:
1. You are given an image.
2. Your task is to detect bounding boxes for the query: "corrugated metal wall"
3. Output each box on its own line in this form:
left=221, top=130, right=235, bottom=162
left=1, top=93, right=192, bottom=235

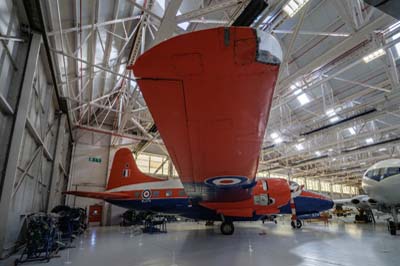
left=0, top=0, right=73, bottom=257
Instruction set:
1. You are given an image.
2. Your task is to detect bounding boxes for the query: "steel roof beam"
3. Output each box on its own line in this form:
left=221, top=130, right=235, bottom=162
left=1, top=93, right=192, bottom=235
left=276, top=15, right=394, bottom=94
left=47, top=15, right=140, bottom=36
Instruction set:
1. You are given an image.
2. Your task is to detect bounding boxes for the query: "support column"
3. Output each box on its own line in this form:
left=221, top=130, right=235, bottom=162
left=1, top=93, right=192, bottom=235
left=0, top=34, right=42, bottom=258
left=47, top=114, right=66, bottom=212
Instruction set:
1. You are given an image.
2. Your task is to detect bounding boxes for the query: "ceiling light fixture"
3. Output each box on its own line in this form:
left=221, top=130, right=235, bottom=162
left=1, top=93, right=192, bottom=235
left=325, top=108, right=336, bottom=117
left=270, top=132, right=279, bottom=139
left=297, top=93, right=310, bottom=105
left=294, top=89, right=302, bottom=95
left=283, top=0, right=310, bottom=17
left=315, top=151, right=321, bottom=156
left=366, top=138, right=374, bottom=144
left=363, top=49, right=386, bottom=63
left=329, top=116, right=340, bottom=123
left=296, top=143, right=304, bottom=151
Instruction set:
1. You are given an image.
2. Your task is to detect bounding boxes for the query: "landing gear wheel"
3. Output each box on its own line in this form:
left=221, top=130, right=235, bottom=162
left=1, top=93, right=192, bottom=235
left=296, top=219, right=302, bottom=228
left=291, top=219, right=302, bottom=229
left=220, top=221, right=234, bottom=235
left=388, top=221, right=397, bottom=235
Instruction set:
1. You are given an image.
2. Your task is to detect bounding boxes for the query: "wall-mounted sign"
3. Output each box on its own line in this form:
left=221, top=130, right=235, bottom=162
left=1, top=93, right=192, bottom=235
left=89, top=157, right=102, bottom=163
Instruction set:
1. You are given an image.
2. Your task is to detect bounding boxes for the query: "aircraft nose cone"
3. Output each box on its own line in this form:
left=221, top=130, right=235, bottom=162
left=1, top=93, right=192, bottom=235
left=325, top=199, right=335, bottom=210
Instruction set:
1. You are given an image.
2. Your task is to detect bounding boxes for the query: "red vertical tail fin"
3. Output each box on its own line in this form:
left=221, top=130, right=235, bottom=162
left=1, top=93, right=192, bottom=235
left=106, top=148, right=162, bottom=190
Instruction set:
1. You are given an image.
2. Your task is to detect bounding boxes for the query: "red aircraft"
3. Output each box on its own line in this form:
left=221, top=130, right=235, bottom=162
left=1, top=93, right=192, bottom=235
left=66, top=27, right=333, bottom=234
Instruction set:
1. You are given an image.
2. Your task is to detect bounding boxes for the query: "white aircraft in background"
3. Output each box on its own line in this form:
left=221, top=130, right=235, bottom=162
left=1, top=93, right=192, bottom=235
left=334, top=159, right=400, bottom=235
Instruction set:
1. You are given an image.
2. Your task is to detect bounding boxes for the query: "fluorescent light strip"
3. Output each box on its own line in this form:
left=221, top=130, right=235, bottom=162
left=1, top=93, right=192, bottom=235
left=325, top=108, right=336, bottom=117
left=347, top=127, right=356, bottom=135
left=363, top=49, right=386, bottom=63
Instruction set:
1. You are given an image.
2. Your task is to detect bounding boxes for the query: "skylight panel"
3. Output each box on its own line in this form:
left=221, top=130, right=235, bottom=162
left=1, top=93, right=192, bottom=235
left=347, top=127, right=356, bottom=135
left=283, top=0, right=310, bottom=17
left=297, top=93, right=310, bottom=105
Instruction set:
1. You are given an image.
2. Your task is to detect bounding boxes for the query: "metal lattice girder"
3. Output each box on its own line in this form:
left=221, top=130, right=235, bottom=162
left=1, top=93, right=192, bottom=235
left=0, top=93, right=14, bottom=115
left=276, top=15, right=394, bottom=94
left=176, top=0, right=249, bottom=23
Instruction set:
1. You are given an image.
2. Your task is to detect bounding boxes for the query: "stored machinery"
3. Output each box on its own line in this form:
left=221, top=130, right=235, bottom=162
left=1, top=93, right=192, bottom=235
left=15, top=214, right=59, bottom=265
left=14, top=206, right=87, bottom=265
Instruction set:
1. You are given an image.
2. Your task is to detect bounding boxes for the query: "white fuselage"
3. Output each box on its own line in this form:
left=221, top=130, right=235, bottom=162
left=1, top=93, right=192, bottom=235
left=362, top=159, right=400, bottom=206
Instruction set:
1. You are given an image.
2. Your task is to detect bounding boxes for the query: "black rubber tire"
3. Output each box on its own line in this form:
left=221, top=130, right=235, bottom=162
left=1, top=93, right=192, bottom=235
left=296, top=219, right=302, bottom=229
left=220, top=222, right=234, bottom=235
left=291, top=220, right=296, bottom=229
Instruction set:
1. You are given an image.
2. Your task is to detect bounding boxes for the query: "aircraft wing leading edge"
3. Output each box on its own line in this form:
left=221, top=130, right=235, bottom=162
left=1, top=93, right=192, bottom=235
left=334, top=195, right=372, bottom=210
left=130, top=27, right=282, bottom=202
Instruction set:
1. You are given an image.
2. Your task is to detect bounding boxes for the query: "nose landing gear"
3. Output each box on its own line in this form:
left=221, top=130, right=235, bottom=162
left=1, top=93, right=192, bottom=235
left=388, top=207, right=399, bottom=235
left=291, top=219, right=302, bottom=229
left=220, top=221, right=234, bottom=235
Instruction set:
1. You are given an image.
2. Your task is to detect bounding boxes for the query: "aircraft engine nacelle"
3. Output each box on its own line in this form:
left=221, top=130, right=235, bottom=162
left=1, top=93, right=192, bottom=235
left=368, top=198, right=378, bottom=205
left=253, top=178, right=291, bottom=215
left=351, top=198, right=361, bottom=205
left=200, top=178, right=291, bottom=218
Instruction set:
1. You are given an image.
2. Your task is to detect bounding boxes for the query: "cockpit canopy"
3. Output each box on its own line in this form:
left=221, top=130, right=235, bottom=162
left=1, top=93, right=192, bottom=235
left=364, top=167, right=400, bottom=182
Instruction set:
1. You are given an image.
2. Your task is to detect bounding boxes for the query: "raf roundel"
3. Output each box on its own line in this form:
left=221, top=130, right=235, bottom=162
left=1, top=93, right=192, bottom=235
left=204, top=176, right=248, bottom=188
left=142, top=189, right=152, bottom=199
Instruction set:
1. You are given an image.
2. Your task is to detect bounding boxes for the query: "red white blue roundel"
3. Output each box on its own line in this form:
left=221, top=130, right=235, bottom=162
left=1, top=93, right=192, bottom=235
left=142, top=189, right=152, bottom=199
left=204, top=176, right=248, bottom=188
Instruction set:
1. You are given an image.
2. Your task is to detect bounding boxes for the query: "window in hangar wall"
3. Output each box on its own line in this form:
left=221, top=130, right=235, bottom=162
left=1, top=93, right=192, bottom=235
left=292, top=178, right=305, bottom=186
left=332, top=184, right=342, bottom=193
left=342, top=186, right=351, bottom=194
left=320, top=181, right=331, bottom=192
left=306, top=179, right=319, bottom=191
left=136, top=153, right=179, bottom=177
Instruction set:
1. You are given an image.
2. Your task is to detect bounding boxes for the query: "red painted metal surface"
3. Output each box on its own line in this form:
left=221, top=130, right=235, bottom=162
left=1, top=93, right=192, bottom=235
left=200, top=178, right=291, bottom=217
left=88, top=205, right=102, bottom=223
left=106, top=148, right=165, bottom=190
left=130, top=27, right=280, bottom=190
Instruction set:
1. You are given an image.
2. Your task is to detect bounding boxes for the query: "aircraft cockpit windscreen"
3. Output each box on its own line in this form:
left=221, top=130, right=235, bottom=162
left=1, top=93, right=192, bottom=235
left=364, top=167, right=400, bottom=181
left=289, top=181, right=300, bottom=192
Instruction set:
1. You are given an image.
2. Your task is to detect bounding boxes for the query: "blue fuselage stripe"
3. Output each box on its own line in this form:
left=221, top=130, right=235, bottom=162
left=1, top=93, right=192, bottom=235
left=107, top=195, right=333, bottom=221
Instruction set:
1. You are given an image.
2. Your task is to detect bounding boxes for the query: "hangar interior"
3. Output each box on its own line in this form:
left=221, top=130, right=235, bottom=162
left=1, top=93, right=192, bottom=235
left=1, top=0, right=400, bottom=265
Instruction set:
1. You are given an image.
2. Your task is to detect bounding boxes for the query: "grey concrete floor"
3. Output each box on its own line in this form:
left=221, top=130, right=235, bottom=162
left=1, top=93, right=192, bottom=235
left=1, top=221, right=399, bottom=266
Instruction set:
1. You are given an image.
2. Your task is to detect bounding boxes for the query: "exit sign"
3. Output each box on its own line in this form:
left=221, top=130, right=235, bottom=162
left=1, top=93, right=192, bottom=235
left=89, top=157, right=102, bottom=163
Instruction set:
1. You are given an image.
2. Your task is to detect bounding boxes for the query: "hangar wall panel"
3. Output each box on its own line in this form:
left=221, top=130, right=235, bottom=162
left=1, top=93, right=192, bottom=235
left=0, top=29, right=72, bottom=256
left=0, top=0, right=29, bottom=198
left=67, top=129, right=111, bottom=209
